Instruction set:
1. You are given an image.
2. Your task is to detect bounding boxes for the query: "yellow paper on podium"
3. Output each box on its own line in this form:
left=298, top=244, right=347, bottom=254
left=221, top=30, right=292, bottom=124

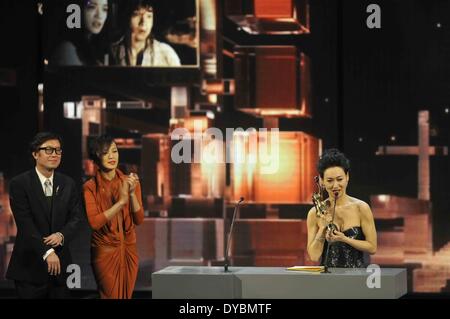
left=286, top=266, right=325, bottom=272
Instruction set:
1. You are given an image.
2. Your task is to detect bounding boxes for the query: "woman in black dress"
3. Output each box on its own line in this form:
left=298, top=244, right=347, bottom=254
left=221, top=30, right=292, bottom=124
left=307, top=149, right=377, bottom=268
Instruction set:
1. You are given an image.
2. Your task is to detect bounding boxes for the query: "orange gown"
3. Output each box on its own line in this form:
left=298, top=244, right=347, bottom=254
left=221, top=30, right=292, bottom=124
left=83, top=169, right=144, bottom=299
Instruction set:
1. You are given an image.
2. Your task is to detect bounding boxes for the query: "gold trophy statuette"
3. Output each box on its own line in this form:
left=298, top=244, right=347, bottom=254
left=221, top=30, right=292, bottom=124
left=312, top=176, right=328, bottom=217
left=312, top=176, right=338, bottom=232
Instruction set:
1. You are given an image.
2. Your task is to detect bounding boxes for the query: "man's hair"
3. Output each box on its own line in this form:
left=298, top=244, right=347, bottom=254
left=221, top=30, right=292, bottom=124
left=121, top=0, right=156, bottom=64
left=129, top=0, right=154, bottom=12
left=123, top=0, right=155, bottom=23
left=317, top=148, right=350, bottom=178
left=88, top=134, right=115, bottom=166
left=30, top=132, right=63, bottom=154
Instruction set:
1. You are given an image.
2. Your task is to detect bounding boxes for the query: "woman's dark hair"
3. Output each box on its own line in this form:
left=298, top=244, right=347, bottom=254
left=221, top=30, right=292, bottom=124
left=60, top=0, right=112, bottom=65
left=317, top=148, right=350, bottom=178
left=30, top=132, right=63, bottom=153
left=88, top=135, right=115, bottom=166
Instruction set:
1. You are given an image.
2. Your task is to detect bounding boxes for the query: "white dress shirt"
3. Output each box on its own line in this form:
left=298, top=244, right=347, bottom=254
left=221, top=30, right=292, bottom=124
left=35, top=167, right=54, bottom=196
left=35, top=167, right=56, bottom=260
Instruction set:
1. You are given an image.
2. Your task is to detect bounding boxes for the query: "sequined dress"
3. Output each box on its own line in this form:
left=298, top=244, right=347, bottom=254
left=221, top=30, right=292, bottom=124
left=320, top=226, right=366, bottom=268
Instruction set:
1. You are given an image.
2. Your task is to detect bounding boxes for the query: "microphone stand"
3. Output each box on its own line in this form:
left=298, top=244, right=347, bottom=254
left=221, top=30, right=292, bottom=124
left=224, top=197, right=244, bottom=272
left=322, top=193, right=338, bottom=273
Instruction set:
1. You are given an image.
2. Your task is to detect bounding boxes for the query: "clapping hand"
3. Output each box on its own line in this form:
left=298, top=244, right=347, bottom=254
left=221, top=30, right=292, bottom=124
left=119, top=180, right=130, bottom=206
left=127, top=173, right=140, bottom=194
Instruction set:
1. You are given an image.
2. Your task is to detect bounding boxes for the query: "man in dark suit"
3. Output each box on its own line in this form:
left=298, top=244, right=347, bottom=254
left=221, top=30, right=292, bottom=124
left=6, top=132, right=83, bottom=298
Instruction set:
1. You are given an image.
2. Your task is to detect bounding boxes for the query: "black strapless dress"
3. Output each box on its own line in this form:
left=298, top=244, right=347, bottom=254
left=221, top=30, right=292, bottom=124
left=320, top=226, right=366, bottom=268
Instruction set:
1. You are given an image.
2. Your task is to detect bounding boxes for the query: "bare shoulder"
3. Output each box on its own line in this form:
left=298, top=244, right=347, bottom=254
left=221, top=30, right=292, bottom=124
left=307, top=206, right=318, bottom=222
left=350, top=197, right=373, bottom=218
left=51, top=41, right=82, bottom=66
left=345, top=196, right=370, bottom=213
left=346, top=196, right=368, bottom=208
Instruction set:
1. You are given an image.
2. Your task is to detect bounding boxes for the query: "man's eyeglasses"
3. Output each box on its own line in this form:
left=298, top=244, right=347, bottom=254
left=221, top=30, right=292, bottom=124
left=38, top=147, right=63, bottom=155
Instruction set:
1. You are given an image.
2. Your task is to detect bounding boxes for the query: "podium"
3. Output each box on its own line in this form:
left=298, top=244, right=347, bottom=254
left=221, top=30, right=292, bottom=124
left=152, top=266, right=407, bottom=299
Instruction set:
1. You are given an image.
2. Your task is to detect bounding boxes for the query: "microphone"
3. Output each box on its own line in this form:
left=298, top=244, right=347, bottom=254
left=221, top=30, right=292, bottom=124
left=224, top=197, right=244, bottom=272
left=323, top=191, right=338, bottom=273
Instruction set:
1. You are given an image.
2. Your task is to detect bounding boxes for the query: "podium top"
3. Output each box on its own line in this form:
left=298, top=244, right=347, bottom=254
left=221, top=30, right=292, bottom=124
left=154, top=266, right=405, bottom=277
left=152, top=266, right=408, bottom=299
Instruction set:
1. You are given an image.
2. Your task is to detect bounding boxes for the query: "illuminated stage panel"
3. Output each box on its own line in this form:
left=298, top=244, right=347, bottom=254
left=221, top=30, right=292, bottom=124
left=255, top=135, right=301, bottom=203
left=169, top=113, right=224, bottom=199
left=169, top=138, right=193, bottom=196
left=199, top=139, right=226, bottom=198
left=143, top=126, right=225, bottom=202
left=234, top=46, right=311, bottom=117
left=141, top=134, right=171, bottom=199
left=256, top=47, right=297, bottom=108
left=169, top=139, right=225, bottom=199
left=225, top=0, right=310, bottom=34
left=171, top=116, right=212, bottom=133
left=232, top=131, right=320, bottom=204
left=371, top=195, right=432, bottom=256
left=231, top=132, right=257, bottom=202
left=254, top=0, right=293, bottom=17
left=299, top=53, right=312, bottom=118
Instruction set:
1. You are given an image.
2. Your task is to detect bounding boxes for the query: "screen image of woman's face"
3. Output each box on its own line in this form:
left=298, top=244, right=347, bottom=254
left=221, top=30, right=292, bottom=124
left=130, top=7, right=154, bottom=41
left=84, top=0, right=108, bottom=35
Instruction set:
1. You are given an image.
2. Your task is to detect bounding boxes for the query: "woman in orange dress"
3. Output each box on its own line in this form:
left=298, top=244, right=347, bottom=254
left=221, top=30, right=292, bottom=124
left=83, top=135, right=144, bottom=299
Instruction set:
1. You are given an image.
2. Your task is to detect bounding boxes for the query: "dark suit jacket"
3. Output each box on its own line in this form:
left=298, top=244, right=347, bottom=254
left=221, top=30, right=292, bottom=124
left=6, top=169, right=83, bottom=285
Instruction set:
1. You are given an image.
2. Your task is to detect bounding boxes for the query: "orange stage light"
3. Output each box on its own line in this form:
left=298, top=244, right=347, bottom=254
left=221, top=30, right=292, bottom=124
left=231, top=131, right=320, bottom=204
